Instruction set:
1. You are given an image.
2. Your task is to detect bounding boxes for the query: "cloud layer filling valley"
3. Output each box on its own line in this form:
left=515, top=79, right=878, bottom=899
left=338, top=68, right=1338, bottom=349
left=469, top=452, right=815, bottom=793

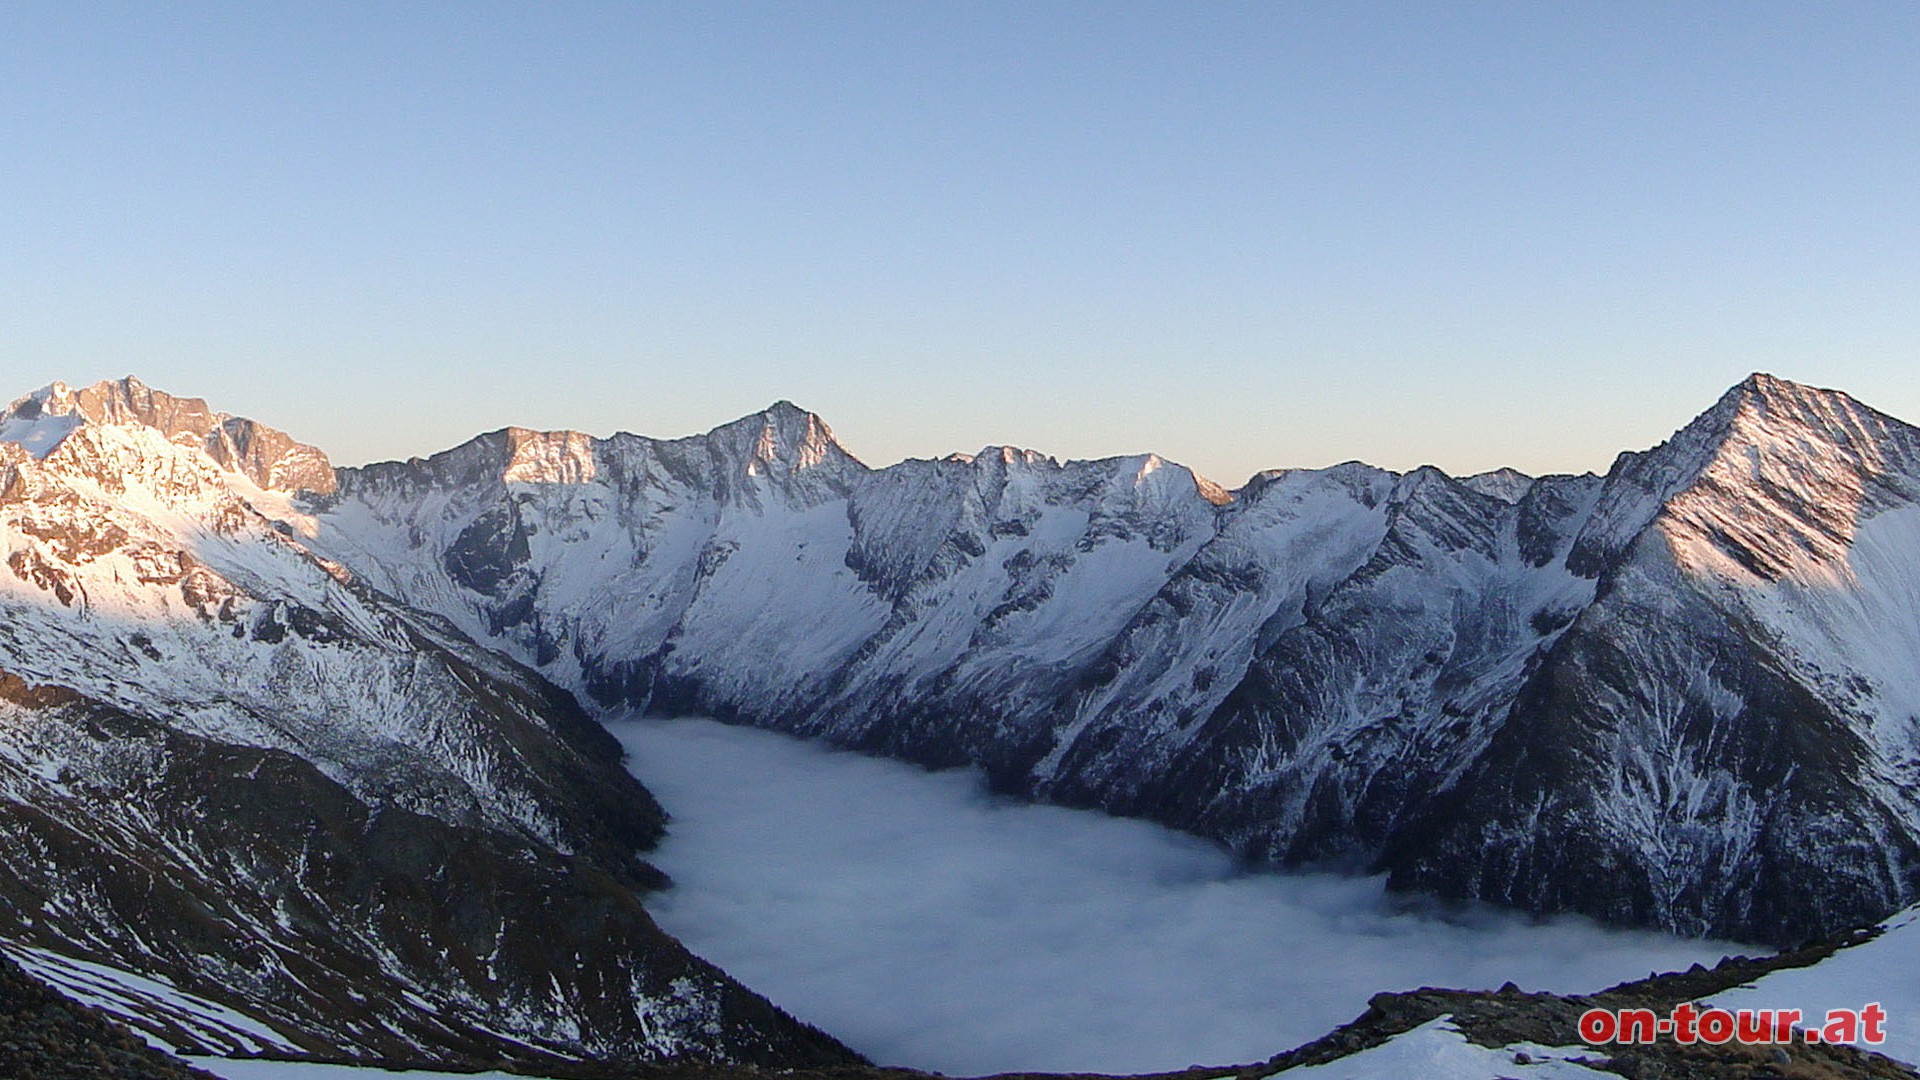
left=618, top=717, right=1735, bottom=1075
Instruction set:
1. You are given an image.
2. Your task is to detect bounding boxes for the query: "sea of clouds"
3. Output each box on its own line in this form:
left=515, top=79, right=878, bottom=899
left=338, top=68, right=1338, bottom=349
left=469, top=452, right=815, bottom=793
left=615, top=716, right=1743, bottom=1075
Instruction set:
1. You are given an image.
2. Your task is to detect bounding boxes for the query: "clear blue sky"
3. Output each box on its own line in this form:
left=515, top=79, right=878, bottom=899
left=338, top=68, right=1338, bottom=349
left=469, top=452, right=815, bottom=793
left=3, top=3, right=1916, bottom=485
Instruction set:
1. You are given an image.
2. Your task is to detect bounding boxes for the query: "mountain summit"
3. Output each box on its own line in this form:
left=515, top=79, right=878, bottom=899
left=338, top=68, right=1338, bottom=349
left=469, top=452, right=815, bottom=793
left=1, top=376, right=336, bottom=494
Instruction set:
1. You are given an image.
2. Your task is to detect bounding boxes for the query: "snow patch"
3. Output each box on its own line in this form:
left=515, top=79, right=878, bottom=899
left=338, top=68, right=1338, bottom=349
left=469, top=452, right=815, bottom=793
left=2, top=941, right=297, bottom=1055
left=1281, top=1017, right=1613, bottom=1079
left=1710, top=905, right=1920, bottom=1066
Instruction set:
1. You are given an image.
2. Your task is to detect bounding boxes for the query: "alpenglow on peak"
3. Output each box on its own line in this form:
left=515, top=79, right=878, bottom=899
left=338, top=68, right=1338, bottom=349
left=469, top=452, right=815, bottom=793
left=0, top=375, right=336, bottom=495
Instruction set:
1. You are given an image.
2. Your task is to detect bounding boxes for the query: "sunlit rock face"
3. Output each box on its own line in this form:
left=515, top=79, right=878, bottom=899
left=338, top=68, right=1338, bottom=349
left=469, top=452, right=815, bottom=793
left=0, top=381, right=856, bottom=1070
left=2, top=376, right=338, bottom=495
left=309, top=374, right=1920, bottom=947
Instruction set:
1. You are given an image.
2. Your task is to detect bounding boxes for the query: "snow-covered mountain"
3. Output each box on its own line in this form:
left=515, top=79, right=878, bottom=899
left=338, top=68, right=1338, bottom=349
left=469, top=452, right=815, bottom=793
left=0, top=379, right=853, bottom=1070
left=6, top=370, right=1918, bottom=1074
left=303, top=374, right=1920, bottom=948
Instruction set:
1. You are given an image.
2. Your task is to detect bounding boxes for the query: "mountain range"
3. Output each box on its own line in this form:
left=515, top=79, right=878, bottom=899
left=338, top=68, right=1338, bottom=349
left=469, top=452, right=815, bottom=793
left=4, top=372, right=1920, bottom=1072
left=310, top=373, right=1920, bottom=948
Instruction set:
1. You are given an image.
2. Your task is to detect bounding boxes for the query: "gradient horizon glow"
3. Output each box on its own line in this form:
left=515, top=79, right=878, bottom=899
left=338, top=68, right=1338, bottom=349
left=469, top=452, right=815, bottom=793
left=4, top=3, right=1916, bottom=486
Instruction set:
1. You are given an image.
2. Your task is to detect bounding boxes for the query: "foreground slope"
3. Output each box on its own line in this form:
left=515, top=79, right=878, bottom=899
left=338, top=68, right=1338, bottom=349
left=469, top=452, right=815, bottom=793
left=310, top=375, right=1920, bottom=946
left=0, top=379, right=854, bottom=1070
left=1249, top=917, right=1920, bottom=1080
left=12, top=912, right=1920, bottom=1080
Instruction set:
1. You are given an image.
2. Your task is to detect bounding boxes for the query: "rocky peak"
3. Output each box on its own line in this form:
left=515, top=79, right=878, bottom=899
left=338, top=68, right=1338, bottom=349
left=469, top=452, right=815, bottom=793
left=1111, top=452, right=1235, bottom=509
left=955, top=446, right=1059, bottom=476
left=677, top=401, right=866, bottom=507
left=1460, top=467, right=1535, bottom=504
left=708, top=400, right=857, bottom=474
left=68, top=375, right=219, bottom=436
left=1562, top=374, right=1904, bottom=579
left=1720, top=372, right=1916, bottom=468
left=1656, top=374, right=1920, bottom=582
left=500, top=427, right=599, bottom=485
left=1678, top=373, right=1890, bottom=459
left=0, top=376, right=336, bottom=496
